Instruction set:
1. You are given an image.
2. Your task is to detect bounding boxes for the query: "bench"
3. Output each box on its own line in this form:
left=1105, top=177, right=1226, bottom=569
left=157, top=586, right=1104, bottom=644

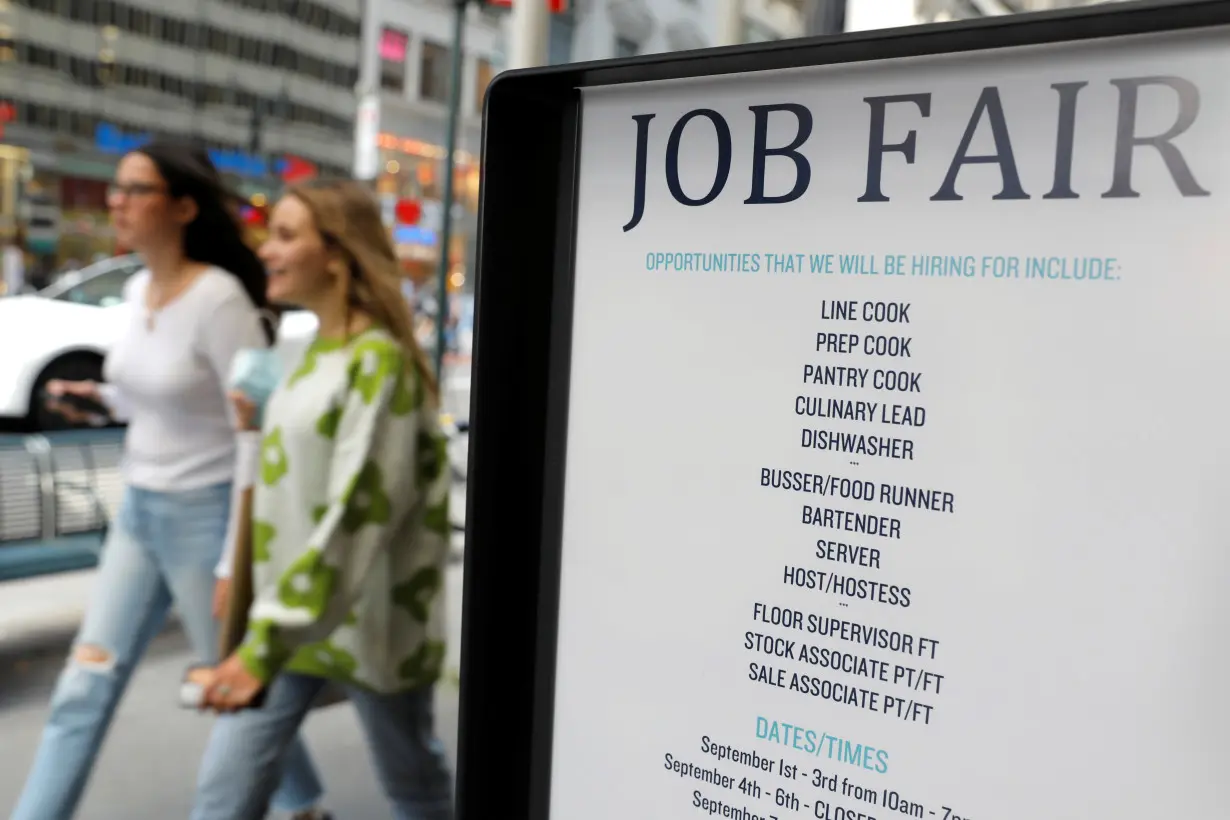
left=0, top=429, right=124, bottom=582
left=0, top=425, right=468, bottom=579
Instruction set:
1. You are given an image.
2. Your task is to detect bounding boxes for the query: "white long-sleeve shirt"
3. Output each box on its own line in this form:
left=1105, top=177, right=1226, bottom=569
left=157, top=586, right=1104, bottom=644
left=100, top=268, right=265, bottom=578
left=103, top=268, right=266, bottom=492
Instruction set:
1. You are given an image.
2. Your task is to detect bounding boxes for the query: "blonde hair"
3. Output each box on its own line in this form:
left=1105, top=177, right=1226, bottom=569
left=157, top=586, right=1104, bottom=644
left=287, top=180, right=439, bottom=404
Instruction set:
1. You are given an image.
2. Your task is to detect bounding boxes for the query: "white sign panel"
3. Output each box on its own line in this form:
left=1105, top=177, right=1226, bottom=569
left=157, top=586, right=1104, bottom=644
left=552, top=27, right=1230, bottom=820
left=354, top=95, right=381, bottom=181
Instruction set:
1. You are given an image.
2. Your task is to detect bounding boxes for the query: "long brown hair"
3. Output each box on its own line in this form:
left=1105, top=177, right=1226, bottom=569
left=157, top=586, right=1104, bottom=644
left=287, top=180, right=439, bottom=403
left=138, top=139, right=276, bottom=344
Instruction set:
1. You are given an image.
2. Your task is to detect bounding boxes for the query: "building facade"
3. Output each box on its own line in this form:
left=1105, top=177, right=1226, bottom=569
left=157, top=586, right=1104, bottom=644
left=353, top=0, right=802, bottom=295
left=354, top=0, right=501, bottom=291
left=549, top=0, right=802, bottom=64
left=2, top=0, right=360, bottom=265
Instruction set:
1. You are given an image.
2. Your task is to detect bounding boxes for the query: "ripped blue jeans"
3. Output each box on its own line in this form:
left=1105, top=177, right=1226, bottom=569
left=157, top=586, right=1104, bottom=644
left=9, top=482, right=326, bottom=820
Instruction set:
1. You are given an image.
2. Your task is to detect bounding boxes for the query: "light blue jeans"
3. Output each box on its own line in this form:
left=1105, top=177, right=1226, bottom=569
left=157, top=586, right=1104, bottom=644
left=191, top=675, right=453, bottom=820
left=9, top=482, right=326, bottom=820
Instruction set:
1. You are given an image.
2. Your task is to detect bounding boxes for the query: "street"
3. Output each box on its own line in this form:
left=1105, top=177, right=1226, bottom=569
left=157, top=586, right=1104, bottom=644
left=0, top=557, right=465, bottom=818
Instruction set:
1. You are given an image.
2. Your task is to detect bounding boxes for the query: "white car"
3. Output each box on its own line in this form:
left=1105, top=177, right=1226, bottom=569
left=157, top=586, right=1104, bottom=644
left=0, top=255, right=318, bottom=431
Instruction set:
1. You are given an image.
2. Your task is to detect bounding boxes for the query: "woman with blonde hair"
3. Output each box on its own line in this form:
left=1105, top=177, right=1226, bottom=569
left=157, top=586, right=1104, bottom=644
left=189, top=180, right=454, bottom=820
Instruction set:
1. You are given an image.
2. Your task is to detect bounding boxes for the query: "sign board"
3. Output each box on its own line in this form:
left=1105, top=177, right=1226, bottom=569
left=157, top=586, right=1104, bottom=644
left=354, top=95, right=382, bottom=181
left=458, top=3, right=1230, bottom=819
left=93, top=123, right=313, bottom=181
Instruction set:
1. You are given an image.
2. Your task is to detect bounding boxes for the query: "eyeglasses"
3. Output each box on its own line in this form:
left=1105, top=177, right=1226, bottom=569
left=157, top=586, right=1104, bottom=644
left=107, top=182, right=165, bottom=201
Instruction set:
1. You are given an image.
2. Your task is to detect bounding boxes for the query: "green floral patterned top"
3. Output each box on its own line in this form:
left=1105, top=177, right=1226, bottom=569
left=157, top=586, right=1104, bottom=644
left=236, top=327, right=451, bottom=693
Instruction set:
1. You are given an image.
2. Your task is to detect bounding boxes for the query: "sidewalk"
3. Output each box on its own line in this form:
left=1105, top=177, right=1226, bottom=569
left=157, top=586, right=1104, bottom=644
left=0, top=570, right=96, bottom=651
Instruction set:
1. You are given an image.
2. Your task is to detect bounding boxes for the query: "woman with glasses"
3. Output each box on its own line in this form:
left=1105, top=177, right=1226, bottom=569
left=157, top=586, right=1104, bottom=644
left=10, top=141, right=332, bottom=820
left=188, top=180, right=454, bottom=820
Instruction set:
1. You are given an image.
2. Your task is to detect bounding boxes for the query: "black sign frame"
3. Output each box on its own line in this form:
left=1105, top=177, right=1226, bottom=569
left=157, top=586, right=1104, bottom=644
left=455, top=2, right=1230, bottom=818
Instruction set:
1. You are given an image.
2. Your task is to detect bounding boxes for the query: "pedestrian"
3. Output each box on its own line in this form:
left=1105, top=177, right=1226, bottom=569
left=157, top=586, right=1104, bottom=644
left=189, top=179, right=454, bottom=820
left=9, top=140, right=332, bottom=820
left=2, top=227, right=26, bottom=296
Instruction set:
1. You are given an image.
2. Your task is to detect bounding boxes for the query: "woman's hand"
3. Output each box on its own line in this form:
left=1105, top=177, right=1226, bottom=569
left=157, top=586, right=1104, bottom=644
left=212, top=578, right=232, bottom=619
left=44, top=379, right=104, bottom=425
left=228, top=390, right=260, bottom=432
left=202, top=654, right=264, bottom=712
left=46, top=379, right=101, bottom=399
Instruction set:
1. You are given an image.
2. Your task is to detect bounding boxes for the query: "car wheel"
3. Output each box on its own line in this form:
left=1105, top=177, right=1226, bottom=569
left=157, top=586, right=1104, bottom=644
left=29, top=353, right=106, bottom=432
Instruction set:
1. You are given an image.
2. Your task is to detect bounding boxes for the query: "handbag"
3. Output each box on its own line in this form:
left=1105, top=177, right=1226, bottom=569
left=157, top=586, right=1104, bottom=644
left=217, top=486, right=256, bottom=660
left=218, top=486, right=348, bottom=711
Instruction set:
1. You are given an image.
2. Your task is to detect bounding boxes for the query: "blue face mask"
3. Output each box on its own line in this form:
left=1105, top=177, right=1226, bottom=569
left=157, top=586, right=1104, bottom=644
left=228, top=348, right=283, bottom=429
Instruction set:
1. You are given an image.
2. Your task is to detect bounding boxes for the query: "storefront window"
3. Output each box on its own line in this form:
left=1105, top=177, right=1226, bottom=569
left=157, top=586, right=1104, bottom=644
left=56, top=176, right=115, bottom=265
left=417, top=159, right=439, bottom=201
left=377, top=153, right=483, bottom=211
left=0, top=146, right=29, bottom=247
left=459, top=165, right=479, bottom=214
left=372, top=134, right=481, bottom=282
left=474, top=58, right=493, bottom=114
left=378, top=153, right=440, bottom=202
